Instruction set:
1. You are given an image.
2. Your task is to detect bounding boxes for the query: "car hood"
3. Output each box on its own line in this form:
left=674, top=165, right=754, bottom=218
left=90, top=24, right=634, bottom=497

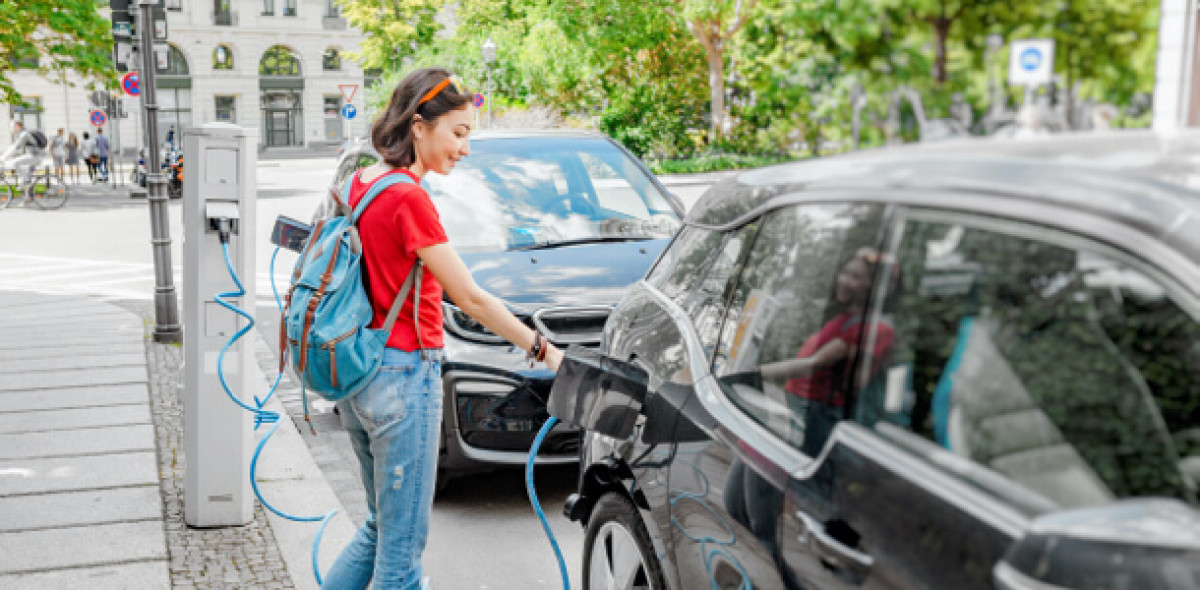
left=457, top=239, right=669, bottom=315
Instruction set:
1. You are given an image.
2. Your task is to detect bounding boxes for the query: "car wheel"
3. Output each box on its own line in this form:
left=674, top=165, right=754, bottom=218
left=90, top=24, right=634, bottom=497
left=583, top=492, right=665, bottom=590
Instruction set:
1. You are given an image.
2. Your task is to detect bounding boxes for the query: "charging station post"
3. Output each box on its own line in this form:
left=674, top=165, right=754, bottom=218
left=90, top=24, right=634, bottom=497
left=182, top=123, right=257, bottom=527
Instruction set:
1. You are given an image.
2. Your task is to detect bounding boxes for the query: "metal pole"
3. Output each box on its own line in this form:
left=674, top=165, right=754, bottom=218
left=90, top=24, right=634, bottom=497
left=139, top=0, right=181, bottom=343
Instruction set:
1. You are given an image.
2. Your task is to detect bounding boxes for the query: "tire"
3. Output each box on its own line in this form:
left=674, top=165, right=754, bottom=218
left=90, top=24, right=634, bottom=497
left=583, top=492, right=666, bottom=590
left=32, top=175, right=69, bottom=210
left=0, top=178, right=15, bottom=209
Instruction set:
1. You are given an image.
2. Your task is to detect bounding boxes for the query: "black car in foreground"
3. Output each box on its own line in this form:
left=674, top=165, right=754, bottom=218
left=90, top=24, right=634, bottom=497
left=324, top=130, right=683, bottom=485
left=559, top=131, right=1200, bottom=589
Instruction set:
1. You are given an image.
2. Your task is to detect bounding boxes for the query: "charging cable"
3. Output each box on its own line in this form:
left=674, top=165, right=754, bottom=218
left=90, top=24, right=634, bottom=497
left=527, top=416, right=571, bottom=590
left=213, top=223, right=338, bottom=585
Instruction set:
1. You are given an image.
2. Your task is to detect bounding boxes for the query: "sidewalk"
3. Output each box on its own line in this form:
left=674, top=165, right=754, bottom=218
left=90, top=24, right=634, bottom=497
left=0, top=291, right=354, bottom=589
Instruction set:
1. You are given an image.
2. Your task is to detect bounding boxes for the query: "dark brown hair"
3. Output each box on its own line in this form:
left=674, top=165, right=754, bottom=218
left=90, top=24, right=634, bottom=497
left=371, top=67, right=472, bottom=168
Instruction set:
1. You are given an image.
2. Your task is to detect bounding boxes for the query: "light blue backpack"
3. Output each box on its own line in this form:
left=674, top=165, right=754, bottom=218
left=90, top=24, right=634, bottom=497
left=282, top=172, right=423, bottom=418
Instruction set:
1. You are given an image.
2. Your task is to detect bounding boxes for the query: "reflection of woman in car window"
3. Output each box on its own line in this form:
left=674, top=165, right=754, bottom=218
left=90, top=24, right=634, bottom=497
left=759, top=248, right=895, bottom=454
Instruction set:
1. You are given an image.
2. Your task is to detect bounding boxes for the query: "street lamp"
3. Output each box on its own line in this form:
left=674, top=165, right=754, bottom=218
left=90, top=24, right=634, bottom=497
left=482, top=37, right=497, bottom=127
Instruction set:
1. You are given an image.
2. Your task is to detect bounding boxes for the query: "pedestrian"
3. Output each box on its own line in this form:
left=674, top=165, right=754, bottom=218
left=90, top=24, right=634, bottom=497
left=95, top=128, right=111, bottom=182
left=66, top=132, right=81, bottom=184
left=81, top=131, right=97, bottom=182
left=51, top=128, right=66, bottom=180
left=321, top=67, right=564, bottom=590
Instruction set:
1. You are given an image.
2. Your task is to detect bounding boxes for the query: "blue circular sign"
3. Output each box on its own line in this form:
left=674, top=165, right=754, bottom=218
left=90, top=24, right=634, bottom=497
left=341, top=104, right=357, bottom=119
left=122, top=72, right=140, bottom=96
left=89, top=109, right=107, bottom=127
left=473, top=93, right=485, bottom=108
left=1020, top=48, right=1043, bottom=71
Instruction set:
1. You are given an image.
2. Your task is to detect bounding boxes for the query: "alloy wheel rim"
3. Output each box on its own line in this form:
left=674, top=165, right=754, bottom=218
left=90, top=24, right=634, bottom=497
left=590, top=521, right=651, bottom=590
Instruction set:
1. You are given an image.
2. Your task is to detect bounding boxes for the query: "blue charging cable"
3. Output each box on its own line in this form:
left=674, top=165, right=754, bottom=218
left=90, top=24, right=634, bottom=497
left=214, top=237, right=338, bottom=585
left=527, top=416, right=571, bottom=590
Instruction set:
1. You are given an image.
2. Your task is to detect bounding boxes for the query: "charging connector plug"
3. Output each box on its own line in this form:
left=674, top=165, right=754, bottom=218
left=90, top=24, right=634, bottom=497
left=205, top=201, right=241, bottom=244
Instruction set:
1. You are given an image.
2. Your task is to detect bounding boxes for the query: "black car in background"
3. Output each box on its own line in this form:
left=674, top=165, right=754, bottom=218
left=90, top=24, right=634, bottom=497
left=562, top=131, right=1200, bottom=589
left=325, top=130, right=683, bottom=485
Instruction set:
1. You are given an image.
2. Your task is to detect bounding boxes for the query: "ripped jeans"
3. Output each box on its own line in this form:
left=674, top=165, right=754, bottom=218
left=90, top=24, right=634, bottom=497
left=324, top=348, right=444, bottom=589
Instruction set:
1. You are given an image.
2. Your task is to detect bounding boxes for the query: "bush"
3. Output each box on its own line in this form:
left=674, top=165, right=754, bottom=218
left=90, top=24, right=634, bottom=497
left=647, top=152, right=797, bottom=175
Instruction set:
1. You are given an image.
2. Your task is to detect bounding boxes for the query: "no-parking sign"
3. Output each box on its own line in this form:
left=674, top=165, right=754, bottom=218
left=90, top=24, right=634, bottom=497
left=122, top=71, right=141, bottom=96
left=473, top=93, right=485, bottom=108
left=1008, top=39, right=1055, bottom=86
left=89, top=109, right=108, bottom=127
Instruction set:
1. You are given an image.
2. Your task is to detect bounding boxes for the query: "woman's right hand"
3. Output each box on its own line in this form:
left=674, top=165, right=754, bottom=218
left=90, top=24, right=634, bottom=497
left=544, top=344, right=564, bottom=373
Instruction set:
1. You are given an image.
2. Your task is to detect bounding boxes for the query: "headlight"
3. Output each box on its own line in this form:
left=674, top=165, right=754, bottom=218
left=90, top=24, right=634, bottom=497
left=442, top=302, right=507, bottom=344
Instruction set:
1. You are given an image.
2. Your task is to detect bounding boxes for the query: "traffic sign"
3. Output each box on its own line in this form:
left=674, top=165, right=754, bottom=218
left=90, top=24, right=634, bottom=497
left=122, top=71, right=141, bottom=96
left=338, top=84, right=358, bottom=103
left=1008, top=39, right=1055, bottom=86
left=341, top=104, right=357, bottom=119
left=473, top=93, right=485, bottom=108
left=89, top=109, right=108, bottom=127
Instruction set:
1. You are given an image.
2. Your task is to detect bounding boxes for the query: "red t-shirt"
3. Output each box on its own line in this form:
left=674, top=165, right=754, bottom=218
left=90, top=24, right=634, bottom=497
left=785, top=312, right=894, bottom=407
left=348, top=169, right=449, bottom=351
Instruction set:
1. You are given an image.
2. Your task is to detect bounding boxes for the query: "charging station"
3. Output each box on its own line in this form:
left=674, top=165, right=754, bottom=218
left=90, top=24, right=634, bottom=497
left=182, top=123, right=257, bottom=527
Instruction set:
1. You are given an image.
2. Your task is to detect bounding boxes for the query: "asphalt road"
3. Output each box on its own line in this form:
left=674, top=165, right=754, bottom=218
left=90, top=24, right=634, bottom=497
left=0, top=155, right=715, bottom=589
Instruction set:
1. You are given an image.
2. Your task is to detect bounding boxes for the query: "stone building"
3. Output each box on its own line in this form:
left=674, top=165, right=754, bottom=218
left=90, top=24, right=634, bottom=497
left=4, top=0, right=371, bottom=155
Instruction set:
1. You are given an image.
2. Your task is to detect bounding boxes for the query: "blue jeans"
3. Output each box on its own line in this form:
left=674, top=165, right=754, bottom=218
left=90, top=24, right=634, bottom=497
left=324, top=349, right=444, bottom=589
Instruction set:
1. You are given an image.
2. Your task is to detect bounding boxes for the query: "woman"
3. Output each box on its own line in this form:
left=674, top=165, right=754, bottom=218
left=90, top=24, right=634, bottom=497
left=51, top=129, right=66, bottom=180
left=66, top=132, right=81, bottom=185
left=759, top=247, right=895, bottom=455
left=322, top=68, right=563, bottom=590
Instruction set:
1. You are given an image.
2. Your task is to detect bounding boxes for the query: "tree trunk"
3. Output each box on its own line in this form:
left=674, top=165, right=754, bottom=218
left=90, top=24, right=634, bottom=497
left=707, top=44, right=725, bottom=144
left=933, top=19, right=950, bottom=84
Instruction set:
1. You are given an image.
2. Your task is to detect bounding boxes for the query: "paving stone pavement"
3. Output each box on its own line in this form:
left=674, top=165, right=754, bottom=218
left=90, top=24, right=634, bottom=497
left=127, top=298, right=298, bottom=589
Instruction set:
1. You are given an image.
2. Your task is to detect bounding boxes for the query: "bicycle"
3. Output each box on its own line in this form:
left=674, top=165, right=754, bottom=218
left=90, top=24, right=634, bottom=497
left=1, top=163, right=70, bottom=210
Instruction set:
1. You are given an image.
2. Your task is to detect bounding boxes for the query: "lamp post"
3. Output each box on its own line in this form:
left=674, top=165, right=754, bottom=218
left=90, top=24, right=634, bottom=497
left=482, top=37, right=497, bottom=127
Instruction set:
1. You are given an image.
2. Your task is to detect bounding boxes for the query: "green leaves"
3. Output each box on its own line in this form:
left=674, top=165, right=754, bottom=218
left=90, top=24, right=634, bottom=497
left=0, top=0, right=115, bottom=106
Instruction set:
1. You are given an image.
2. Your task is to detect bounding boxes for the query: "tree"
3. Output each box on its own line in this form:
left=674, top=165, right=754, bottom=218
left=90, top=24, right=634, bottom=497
left=336, top=0, right=448, bottom=71
left=0, top=0, right=115, bottom=106
left=670, top=0, right=760, bottom=143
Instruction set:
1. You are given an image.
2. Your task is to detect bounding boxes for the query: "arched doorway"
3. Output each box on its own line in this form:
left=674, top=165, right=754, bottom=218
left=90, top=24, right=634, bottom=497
left=259, top=45, right=303, bottom=147
left=157, top=45, right=191, bottom=147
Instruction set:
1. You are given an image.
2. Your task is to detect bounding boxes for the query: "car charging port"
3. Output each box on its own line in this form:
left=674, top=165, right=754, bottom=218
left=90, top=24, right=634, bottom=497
left=547, top=346, right=649, bottom=441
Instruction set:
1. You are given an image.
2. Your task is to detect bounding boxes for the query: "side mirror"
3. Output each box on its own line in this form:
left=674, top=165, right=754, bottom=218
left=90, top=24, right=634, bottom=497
left=993, top=499, right=1200, bottom=590
left=548, top=346, right=648, bottom=441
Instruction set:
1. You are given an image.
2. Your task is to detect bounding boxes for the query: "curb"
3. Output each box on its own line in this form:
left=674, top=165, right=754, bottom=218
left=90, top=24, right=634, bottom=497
left=245, top=332, right=356, bottom=589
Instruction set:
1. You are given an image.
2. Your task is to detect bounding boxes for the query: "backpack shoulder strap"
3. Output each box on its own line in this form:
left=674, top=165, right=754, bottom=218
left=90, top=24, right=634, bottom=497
left=351, top=172, right=415, bottom=223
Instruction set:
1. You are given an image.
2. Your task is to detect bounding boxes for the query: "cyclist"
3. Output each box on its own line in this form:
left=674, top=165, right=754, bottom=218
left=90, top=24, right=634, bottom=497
left=0, top=121, right=45, bottom=190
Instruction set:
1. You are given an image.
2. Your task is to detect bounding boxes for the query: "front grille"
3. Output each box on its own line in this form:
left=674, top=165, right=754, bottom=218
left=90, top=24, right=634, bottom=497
left=532, top=306, right=611, bottom=345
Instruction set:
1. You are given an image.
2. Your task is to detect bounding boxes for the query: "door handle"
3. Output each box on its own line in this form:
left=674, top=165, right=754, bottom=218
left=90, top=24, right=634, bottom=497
left=795, top=511, right=874, bottom=577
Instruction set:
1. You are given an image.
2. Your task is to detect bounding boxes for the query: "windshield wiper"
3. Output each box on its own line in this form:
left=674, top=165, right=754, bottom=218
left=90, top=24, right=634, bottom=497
left=512, top=236, right=656, bottom=251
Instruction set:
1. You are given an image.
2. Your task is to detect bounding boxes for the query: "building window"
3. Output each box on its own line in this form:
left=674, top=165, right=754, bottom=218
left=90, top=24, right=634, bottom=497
left=213, top=45, right=234, bottom=70
left=166, top=0, right=182, bottom=11
left=11, top=97, right=43, bottom=130
left=214, top=0, right=234, bottom=26
left=259, top=46, right=301, bottom=76
left=325, top=0, right=340, bottom=17
left=283, top=0, right=296, bottom=17
left=215, top=96, right=237, bottom=123
left=322, top=48, right=341, bottom=71
left=262, top=0, right=273, bottom=15
left=12, top=46, right=38, bottom=69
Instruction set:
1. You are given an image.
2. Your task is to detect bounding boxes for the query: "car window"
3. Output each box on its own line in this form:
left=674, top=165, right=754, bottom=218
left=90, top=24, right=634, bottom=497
left=859, top=214, right=1199, bottom=515
left=650, top=224, right=755, bottom=358
left=712, top=203, right=887, bottom=456
left=424, top=137, right=679, bottom=252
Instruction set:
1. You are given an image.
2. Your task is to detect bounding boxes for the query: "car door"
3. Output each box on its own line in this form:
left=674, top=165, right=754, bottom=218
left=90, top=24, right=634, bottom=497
left=666, top=202, right=889, bottom=590
left=779, top=206, right=1200, bottom=588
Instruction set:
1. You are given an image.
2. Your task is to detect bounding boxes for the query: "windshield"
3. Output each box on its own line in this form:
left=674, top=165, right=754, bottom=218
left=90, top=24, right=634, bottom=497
left=422, top=137, right=681, bottom=252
